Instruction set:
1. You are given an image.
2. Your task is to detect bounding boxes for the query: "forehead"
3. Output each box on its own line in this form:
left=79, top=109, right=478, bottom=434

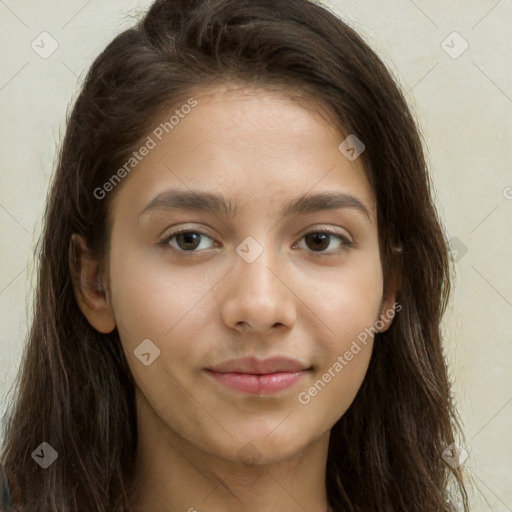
left=109, top=84, right=376, bottom=221
left=182, top=82, right=345, bottom=149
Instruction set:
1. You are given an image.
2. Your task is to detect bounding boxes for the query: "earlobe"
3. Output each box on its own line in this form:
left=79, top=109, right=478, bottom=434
left=377, top=269, right=401, bottom=333
left=376, top=303, right=396, bottom=333
left=69, top=234, right=116, bottom=334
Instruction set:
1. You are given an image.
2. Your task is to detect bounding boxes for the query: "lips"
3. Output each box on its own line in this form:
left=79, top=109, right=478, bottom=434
left=205, top=356, right=311, bottom=395
left=207, top=356, right=309, bottom=374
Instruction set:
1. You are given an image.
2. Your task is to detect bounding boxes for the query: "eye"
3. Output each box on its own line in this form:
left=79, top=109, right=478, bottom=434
left=158, top=228, right=216, bottom=252
left=158, top=227, right=354, bottom=255
left=294, top=229, right=354, bottom=255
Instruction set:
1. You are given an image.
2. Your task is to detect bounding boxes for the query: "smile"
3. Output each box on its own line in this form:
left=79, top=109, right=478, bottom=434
left=204, top=369, right=308, bottom=395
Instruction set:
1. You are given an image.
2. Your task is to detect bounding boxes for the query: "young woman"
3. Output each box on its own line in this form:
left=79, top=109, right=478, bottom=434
left=0, top=0, right=470, bottom=510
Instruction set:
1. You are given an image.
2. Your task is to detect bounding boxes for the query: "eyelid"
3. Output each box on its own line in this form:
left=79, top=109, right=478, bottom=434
left=158, top=225, right=218, bottom=252
left=297, top=224, right=354, bottom=244
left=292, top=227, right=355, bottom=255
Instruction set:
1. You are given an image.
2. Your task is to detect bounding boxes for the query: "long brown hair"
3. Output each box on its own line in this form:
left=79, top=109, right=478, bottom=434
left=1, top=0, right=470, bottom=510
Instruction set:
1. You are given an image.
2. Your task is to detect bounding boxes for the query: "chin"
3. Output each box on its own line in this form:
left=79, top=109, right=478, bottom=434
left=215, top=429, right=315, bottom=466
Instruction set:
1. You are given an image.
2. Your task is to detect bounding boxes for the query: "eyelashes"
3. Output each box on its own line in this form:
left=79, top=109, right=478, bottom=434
left=295, top=229, right=355, bottom=254
left=158, top=227, right=355, bottom=256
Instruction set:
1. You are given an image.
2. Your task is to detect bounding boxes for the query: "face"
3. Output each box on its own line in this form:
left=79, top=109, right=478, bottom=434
left=104, top=84, right=394, bottom=465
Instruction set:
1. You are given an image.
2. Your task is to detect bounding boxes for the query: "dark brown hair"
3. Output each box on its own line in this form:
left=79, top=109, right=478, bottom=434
left=1, top=0, right=470, bottom=510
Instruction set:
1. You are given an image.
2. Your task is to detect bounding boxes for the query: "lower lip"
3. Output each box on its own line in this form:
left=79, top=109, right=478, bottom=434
left=205, top=370, right=306, bottom=395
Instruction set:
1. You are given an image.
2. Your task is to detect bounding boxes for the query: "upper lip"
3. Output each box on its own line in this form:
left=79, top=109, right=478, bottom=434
left=206, top=356, right=310, bottom=375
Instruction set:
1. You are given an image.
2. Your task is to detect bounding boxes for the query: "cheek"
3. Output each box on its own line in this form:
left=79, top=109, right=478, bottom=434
left=108, top=240, right=213, bottom=342
left=290, top=250, right=382, bottom=420
left=107, top=241, right=218, bottom=401
left=107, top=243, right=208, bottom=423
left=293, top=249, right=384, bottom=346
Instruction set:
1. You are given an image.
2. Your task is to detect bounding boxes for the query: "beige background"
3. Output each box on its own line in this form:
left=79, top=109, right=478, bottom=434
left=1, top=1, right=511, bottom=510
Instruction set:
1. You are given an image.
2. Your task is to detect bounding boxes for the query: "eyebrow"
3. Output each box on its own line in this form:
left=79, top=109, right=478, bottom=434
left=138, top=189, right=372, bottom=222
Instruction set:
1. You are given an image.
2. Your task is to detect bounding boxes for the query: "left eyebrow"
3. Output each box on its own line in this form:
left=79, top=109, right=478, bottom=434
left=281, top=190, right=372, bottom=222
left=138, top=189, right=373, bottom=222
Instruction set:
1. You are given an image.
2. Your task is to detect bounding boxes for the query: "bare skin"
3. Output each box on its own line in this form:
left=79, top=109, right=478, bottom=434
left=72, top=84, right=398, bottom=512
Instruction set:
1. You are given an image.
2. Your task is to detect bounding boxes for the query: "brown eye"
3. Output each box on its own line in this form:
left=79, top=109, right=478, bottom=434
left=160, top=229, right=216, bottom=252
left=175, top=232, right=202, bottom=251
left=296, top=229, right=354, bottom=255
left=304, top=232, right=330, bottom=251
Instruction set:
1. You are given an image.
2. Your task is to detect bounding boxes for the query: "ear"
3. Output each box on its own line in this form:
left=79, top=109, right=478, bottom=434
left=376, top=267, right=401, bottom=333
left=69, top=234, right=116, bottom=334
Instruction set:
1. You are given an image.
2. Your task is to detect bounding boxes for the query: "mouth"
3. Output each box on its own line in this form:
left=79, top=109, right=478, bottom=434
left=204, top=356, right=312, bottom=395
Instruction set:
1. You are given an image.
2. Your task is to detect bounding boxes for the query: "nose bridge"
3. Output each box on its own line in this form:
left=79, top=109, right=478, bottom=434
left=235, top=234, right=281, bottom=299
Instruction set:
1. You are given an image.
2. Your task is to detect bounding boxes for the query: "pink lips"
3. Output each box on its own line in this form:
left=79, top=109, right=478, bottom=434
left=205, top=356, right=310, bottom=395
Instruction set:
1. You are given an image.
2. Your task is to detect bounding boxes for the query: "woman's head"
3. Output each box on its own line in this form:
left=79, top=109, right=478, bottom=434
left=79, top=80, right=396, bottom=462
left=1, top=0, right=468, bottom=510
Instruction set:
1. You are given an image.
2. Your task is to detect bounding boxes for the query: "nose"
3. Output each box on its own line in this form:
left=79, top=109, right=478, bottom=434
left=221, top=239, right=297, bottom=334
